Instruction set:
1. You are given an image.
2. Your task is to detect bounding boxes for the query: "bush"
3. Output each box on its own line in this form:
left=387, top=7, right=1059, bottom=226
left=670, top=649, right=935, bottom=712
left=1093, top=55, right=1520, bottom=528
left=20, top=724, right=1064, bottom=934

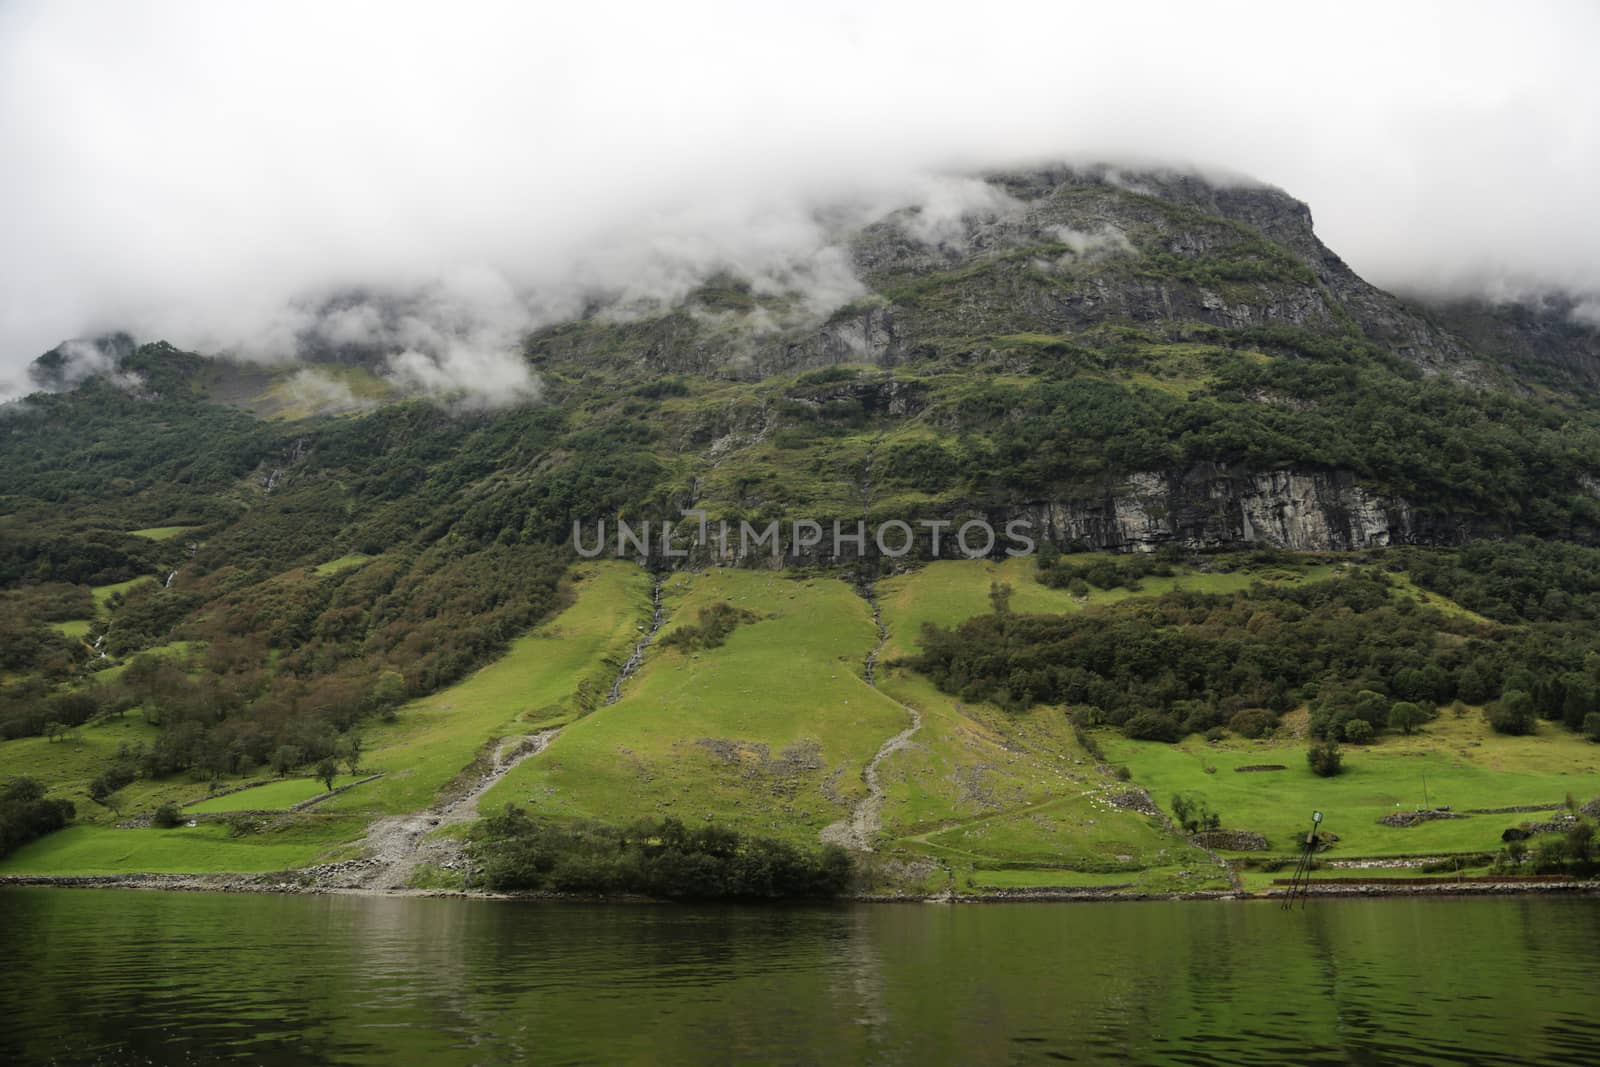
left=1121, top=711, right=1183, bottom=742
left=1583, top=712, right=1600, bottom=742
left=1228, top=708, right=1277, bottom=739
left=1567, top=818, right=1595, bottom=865
left=473, top=810, right=853, bottom=899
left=88, top=762, right=138, bottom=804
left=1071, top=723, right=1107, bottom=761
left=1350, top=690, right=1389, bottom=728
left=152, top=802, right=183, bottom=828
left=0, top=777, right=75, bottom=858
left=658, top=603, right=757, bottom=653
left=1388, top=701, right=1426, bottom=735
left=1171, top=792, right=1222, bottom=834
left=1307, top=740, right=1344, bottom=777
left=1342, top=719, right=1375, bottom=745
left=1487, top=690, right=1538, bottom=736
left=1533, top=837, right=1570, bottom=873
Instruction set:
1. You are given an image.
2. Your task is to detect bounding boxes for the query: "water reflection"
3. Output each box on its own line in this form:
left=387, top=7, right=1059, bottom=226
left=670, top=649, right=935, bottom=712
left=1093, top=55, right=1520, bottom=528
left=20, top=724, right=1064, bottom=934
left=0, top=891, right=1597, bottom=1065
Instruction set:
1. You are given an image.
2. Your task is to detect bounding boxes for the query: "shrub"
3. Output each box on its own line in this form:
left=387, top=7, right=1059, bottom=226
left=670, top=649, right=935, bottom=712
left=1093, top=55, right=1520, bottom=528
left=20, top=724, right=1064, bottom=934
left=152, top=802, right=183, bottom=828
left=88, top=762, right=138, bottom=804
left=1071, top=723, right=1107, bottom=761
left=1342, top=719, right=1375, bottom=745
left=1567, top=819, right=1595, bottom=865
left=1171, top=792, right=1222, bottom=834
left=1388, top=701, right=1426, bottom=735
left=1533, top=837, right=1569, bottom=873
left=1122, top=711, right=1183, bottom=742
left=473, top=810, right=853, bottom=899
left=1487, top=690, right=1538, bottom=736
left=1583, top=712, right=1600, bottom=742
left=1350, top=690, right=1389, bottom=728
left=226, top=816, right=261, bottom=838
left=1229, top=708, right=1277, bottom=739
left=658, top=603, right=756, bottom=653
left=0, top=777, right=75, bottom=859
left=1307, top=740, right=1344, bottom=777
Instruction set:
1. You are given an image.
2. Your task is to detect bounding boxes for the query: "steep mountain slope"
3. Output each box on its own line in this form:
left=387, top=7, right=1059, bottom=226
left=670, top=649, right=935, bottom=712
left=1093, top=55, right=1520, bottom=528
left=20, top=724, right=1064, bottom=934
left=4, top=165, right=1600, bottom=893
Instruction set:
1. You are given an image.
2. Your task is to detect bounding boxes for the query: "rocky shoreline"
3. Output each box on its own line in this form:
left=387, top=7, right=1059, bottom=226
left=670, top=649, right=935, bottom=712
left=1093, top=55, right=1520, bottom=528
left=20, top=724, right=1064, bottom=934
left=4, top=871, right=1598, bottom=905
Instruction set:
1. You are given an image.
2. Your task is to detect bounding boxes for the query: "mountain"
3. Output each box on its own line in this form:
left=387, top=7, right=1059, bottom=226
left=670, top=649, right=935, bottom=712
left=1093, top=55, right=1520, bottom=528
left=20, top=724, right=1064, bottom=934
left=3, top=165, right=1599, bottom=896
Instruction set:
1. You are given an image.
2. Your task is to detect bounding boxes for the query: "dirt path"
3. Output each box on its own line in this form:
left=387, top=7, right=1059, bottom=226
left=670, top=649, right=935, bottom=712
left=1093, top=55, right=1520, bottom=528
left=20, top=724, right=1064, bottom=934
left=822, top=585, right=923, bottom=852
left=332, top=728, right=561, bottom=890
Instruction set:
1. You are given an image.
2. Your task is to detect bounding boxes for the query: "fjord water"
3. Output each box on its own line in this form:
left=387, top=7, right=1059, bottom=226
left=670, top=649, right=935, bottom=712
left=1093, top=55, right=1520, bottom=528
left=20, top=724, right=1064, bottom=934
left=2, top=891, right=1597, bottom=1066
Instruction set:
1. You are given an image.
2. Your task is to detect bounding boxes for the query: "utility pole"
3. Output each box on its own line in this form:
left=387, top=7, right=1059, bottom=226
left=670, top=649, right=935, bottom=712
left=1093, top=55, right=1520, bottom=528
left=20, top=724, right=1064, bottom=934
left=1281, top=810, right=1323, bottom=910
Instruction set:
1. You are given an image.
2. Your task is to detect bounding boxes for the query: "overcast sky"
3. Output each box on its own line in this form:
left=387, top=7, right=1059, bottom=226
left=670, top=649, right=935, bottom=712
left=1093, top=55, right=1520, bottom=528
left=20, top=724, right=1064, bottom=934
left=2, top=0, right=1597, bottom=394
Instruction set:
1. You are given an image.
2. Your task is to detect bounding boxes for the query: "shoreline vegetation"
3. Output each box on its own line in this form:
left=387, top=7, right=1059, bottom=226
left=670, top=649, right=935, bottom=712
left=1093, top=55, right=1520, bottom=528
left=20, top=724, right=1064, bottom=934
left=3, top=871, right=1597, bottom=905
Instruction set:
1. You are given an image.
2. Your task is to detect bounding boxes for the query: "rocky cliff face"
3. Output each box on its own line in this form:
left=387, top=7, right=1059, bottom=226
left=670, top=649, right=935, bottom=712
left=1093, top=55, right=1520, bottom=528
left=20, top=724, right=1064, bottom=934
left=1425, top=292, right=1600, bottom=391
left=1014, top=465, right=1429, bottom=553
left=665, top=463, right=1470, bottom=568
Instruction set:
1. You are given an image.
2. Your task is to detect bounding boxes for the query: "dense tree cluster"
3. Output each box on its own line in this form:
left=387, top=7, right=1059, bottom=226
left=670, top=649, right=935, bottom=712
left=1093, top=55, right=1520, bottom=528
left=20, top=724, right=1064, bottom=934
left=917, top=325, right=1600, bottom=533
left=911, top=570, right=1600, bottom=743
left=0, top=544, right=570, bottom=786
left=1398, top=539, right=1600, bottom=624
left=473, top=808, right=853, bottom=899
left=1037, top=549, right=1182, bottom=592
left=0, top=777, right=74, bottom=859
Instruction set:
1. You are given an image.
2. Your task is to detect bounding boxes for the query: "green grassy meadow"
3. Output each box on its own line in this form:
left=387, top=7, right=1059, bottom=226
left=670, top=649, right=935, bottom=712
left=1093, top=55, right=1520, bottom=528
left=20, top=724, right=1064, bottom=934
left=874, top=553, right=1349, bottom=661
left=90, top=576, right=156, bottom=611
left=483, top=568, right=908, bottom=844
left=312, top=553, right=373, bottom=576
left=128, top=525, right=200, bottom=541
left=1105, top=711, right=1600, bottom=858
left=0, top=817, right=364, bottom=875
left=186, top=775, right=365, bottom=813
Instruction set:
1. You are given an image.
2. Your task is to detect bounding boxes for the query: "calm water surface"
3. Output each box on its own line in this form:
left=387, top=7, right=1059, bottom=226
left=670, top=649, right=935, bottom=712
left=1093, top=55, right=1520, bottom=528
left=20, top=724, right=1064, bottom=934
left=1, top=890, right=1597, bottom=1065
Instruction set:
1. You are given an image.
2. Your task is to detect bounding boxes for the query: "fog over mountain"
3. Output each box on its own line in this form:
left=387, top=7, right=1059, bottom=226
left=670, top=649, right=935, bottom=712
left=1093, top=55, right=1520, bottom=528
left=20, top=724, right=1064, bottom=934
left=2, top=0, right=1597, bottom=400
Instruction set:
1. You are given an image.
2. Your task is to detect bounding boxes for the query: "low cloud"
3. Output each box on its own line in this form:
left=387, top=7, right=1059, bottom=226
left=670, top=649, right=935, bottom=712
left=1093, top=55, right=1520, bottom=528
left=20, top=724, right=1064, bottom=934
left=1051, top=224, right=1136, bottom=259
left=2, top=1, right=1598, bottom=388
left=895, top=177, right=1024, bottom=249
left=280, top=369, right=377, bottom=418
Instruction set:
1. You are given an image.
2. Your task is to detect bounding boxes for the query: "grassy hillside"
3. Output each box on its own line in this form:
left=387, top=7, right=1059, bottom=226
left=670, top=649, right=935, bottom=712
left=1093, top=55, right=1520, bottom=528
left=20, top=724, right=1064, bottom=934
left=870, top=564, right=1224, bottom=891
left=321, top=561, right=650, bottom=817
left=483, top=569, right=906, bottom=843
left=0, top=817, right=366, bottom=875
left=4, top=554, right=1597, bottom=891
left=186, top=775, right=365, bottom=813
left=0, top=560, right=648, bottom=876
left=1105, top=712, right=1600, bottom=858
